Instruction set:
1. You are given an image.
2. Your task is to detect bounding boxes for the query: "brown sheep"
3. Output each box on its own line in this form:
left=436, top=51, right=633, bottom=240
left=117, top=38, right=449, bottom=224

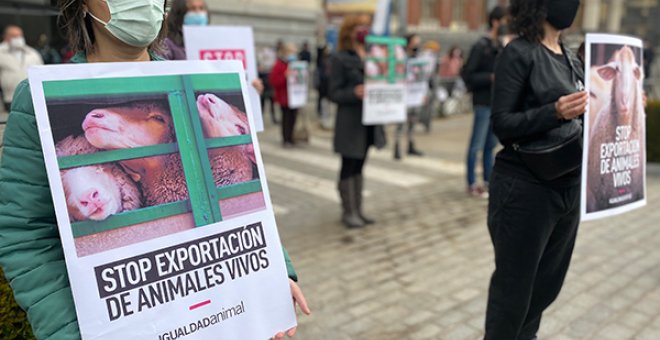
left=586, top=46, right=645, bottom=212
left=81, top=103, right=190, bottom=206
left=55, top=135, right=142, bottom=221
left=196, top=93, right=257, bottom=187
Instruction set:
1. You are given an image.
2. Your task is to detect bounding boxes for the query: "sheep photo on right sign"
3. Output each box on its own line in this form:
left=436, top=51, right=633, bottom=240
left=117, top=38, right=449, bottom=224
left=28, top=60, right=296, bottom=339
left=582, top=34, right=647, bottom=221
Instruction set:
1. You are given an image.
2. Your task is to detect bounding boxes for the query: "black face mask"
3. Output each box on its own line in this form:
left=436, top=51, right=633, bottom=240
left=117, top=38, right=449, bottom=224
left=546, top=0, right=580, bottom=30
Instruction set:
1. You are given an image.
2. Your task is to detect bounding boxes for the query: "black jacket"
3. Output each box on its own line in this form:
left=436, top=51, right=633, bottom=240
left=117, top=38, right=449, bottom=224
left=491, top=37, right=584, bottom=185
left=329, top=50, right=386, bottom=158
left=461, top=36, right=502, bottom=106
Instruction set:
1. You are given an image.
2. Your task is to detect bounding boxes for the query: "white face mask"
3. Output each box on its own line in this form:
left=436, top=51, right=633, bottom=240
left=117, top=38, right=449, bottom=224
left=88, top=0, right=165, bottom=48
left=8, top=37, right=25, bottom=49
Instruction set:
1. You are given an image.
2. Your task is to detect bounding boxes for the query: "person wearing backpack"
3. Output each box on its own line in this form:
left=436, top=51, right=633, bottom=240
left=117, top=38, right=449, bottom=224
left=460, top=6, right=508, bottom=198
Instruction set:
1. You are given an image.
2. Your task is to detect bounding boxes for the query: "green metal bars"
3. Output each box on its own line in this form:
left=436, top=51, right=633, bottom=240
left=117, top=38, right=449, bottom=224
left=46, top=73, right=261, bottom=238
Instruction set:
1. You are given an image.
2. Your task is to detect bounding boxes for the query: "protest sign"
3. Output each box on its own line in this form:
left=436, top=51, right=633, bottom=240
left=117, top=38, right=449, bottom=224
left=287, top=61, right=309, bottom=109
left=406, top=57, right=434, bottom=108
left=582, top=33, right=647, bottom=220
left=363, top=35, right=407, bottom=125
left=184, top=26, right=264, bottom=132
left=28, top=60, right=295, bottom=339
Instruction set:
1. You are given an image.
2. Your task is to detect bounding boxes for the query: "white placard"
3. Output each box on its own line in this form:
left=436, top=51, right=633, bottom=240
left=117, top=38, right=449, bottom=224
left=581, top=33, right=647, bottom=220
left=406, top=57, right=434, bottom=108
left=28, top=60, right=295, bottom=339
left=184, top=26, right=265, bottom=132
left=287, top=61, right=309, bottom=109
left=363, top=35, right=407, bottom=125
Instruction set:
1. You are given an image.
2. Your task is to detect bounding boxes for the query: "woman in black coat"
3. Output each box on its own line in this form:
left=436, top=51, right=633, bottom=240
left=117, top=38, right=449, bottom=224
left=485, top=0, right=588, bottom=339
left=329, top=15, right=386, bottom=229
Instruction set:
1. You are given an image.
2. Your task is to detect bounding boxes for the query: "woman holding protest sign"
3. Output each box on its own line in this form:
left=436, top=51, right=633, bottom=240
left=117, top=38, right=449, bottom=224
left=484, top=0, right=587, bottom=339
left=329, top=15, right=386, bottom=229
left=0, top=1, right=309, bottom=339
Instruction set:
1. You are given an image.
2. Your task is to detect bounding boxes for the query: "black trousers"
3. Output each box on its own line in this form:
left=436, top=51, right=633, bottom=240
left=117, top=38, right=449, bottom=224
left=485, top=171, right=580, bottom=340
left=281, top=106, right=298, bottom=144
left=340, top=157, right=366, bottom=180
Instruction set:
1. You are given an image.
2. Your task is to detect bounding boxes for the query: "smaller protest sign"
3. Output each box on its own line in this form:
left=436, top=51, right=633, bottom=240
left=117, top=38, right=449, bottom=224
left=287, top=61, right=309, bottom=109
left=184, top=26, right=265, bottom=131
left=363, top=35, right=407, bottom=125
left=406, top=57, right=434, bottom=108
left=581, top=33, right=647, bottom=220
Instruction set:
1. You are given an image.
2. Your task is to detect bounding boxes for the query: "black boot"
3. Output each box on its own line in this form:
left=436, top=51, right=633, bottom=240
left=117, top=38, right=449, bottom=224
left=338, top=178, right=365, bottom=229
left=354, top=175, right=375, bottom=224
left=408, top=141, right=424, bottom=156
left=394, top=142, right=402, bottom=160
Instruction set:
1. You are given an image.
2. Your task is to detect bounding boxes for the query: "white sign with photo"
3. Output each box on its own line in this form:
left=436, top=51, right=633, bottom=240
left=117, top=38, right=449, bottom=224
left=28, top=60, right=295, bottom=339
left=287, top=61, right=309, bottom=109
left=184, top=25, right=265, bottom=132
left=581, top=33, right=647, bottom=220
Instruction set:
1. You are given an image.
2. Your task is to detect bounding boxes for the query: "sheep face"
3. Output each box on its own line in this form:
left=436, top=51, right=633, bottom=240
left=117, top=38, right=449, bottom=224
left=82, top=105, right=173, bottom=150
left=62, top=166, right=122, bottom=221
left=196, top=94, right=251, bottom=138
left=596, top=46, right=642, bottom=117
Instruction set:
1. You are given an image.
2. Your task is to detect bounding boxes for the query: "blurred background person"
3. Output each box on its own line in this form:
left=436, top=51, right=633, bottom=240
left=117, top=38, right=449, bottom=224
left=419, top=40, right=441, bottom=132
left=460, top=5, right=508, bottom=198
left=299, top=41, right=312, bottom=64
left=0, top=25, right=43, bottom=112
left=163, top=0, right=209, bottom=60
left=394, top=33, right=424, bottom=160
left=37, top=34, right=62, bottom=65
left=269, top=42, right=299, bottom=147
left=329, top=15, right=385, bottom=229
left=315, top=43, right=331, bottom=128
left=440, top=45, right=464, bottom=79
left=486, top=0, right=587, bottom=338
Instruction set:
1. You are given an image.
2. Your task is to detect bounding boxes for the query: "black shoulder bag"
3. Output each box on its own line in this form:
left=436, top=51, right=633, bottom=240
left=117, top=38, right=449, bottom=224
left=513, top=44, right=584, bottom=181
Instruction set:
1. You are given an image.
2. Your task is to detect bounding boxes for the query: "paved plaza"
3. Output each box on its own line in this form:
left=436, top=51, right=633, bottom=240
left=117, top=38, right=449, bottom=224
left=258, top=112, right=660, bottom=340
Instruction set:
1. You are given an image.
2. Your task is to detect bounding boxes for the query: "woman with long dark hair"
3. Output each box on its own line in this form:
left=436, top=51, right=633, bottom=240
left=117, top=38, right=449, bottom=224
left=329, top=15, right=386, bottom=228
left=485, top=0, right=587, bottom=339
left=0, top=1, right=308, bottom=338
left=163, top=0, right=209, bottom=60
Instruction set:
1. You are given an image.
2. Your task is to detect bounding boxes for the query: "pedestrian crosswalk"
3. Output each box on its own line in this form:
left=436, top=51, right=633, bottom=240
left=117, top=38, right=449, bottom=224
left=257, top=135, right=465, bottom=216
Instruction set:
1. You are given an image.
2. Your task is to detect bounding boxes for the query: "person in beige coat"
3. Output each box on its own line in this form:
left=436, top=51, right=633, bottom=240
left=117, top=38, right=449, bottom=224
left=0, top=25, right=43, bottom=111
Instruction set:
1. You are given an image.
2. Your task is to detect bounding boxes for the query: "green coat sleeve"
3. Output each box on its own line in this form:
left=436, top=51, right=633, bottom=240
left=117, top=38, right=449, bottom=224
left=282, top=247, right=298, bottom=282
left=0, top=80, right=81, bottom=340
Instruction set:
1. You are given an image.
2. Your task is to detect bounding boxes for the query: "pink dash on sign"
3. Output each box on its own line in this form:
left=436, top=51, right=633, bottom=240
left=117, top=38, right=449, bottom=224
left=618, top=188, right=626, bottom=194
left=189, top=300, right=211, bottom=311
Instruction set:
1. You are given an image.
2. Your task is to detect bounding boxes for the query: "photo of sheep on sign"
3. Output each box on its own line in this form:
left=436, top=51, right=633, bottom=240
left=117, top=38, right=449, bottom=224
left=40, top=72, right=266, bottom=257
left=582, top=34, right=647, bottom=220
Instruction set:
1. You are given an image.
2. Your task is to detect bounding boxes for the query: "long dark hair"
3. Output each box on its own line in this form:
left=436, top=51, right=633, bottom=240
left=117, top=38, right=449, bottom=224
left=58, top=0, right=169, bottom=54
left=510, top=0, right=546, bottom=43
left=166, top=0, right=188, bottom=47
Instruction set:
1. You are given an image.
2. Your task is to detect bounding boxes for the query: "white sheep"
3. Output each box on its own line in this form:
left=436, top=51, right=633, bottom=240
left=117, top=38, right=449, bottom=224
left=56, top=135, right=142, bottom=222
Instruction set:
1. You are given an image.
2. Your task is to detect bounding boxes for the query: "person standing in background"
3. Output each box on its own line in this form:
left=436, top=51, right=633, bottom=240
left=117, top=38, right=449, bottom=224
left=460, top=6, right=507, bottom=198
left=299, top=41, right=312, bottom=64
left=37, top=34, right=62, bottom=65
left=329, top=15, right=385, bottom=229
left=0, top=25, right=43, bottom=112
left=439, top=46, right=464, bottom=79
left=162, top=0, right=209, bottom=61
left=315, top=43, right=331, bottom=127
left=393, top=33, right=424, bottom=160
left=269, top=43, right=299, bottom=147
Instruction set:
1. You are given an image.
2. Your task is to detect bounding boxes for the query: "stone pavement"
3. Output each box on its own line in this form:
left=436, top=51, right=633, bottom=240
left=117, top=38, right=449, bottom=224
left=257, top=111, right=660, bottom=340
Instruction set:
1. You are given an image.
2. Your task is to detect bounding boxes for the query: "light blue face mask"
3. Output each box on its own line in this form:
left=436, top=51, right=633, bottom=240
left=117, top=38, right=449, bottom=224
left=286, top=54, right=297, bottom=62
left=88, top=0, right=165, bottom=48
left=183, top=11, right=209, bottom=26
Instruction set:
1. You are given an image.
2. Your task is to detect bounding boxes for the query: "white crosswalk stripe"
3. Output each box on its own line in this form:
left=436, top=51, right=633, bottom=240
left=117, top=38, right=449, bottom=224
left=263, top=163, right=371, bottom=203
left=260, top=142, right=431, bottom=187
left=308, top=137, right=465, bottom=176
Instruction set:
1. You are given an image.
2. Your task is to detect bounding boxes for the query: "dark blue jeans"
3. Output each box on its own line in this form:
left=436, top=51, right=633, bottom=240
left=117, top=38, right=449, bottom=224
left=466, top=105, right=498, bottom=187
left=485, top=171, right=581, bottom=340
